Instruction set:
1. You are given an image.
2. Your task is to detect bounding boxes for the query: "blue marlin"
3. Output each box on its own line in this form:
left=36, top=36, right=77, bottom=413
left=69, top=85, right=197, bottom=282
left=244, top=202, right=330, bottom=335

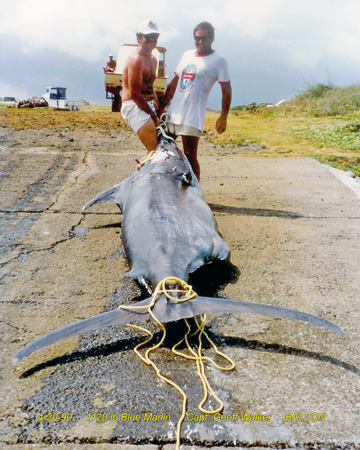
left=13, top=138, right=342, bottom=364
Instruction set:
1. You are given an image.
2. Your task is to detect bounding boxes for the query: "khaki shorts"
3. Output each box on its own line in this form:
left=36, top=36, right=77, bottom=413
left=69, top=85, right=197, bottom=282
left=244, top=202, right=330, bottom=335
left=121, top=100, right=156, bottom=133
left=167, top=122, right=202, bottom=137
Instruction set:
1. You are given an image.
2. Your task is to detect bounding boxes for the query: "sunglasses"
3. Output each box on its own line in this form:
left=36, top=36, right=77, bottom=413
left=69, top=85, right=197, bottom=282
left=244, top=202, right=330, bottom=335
left=194, top=35, right=211, bottom=42
left=143, top=33, right=159, bottom=41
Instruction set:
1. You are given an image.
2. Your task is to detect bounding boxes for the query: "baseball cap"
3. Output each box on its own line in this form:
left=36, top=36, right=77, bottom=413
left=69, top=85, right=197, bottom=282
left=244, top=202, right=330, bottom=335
left=137, top=19, right=160, bottom=35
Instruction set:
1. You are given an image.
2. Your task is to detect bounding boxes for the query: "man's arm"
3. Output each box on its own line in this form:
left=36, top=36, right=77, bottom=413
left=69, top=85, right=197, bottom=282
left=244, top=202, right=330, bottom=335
left=159, top=74, right=179, bottom=113
left=216, top=82, right=232, bottom=134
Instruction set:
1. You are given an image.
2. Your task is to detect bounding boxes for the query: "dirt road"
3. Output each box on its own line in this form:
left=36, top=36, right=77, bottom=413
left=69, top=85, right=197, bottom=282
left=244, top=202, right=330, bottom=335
left=1, top=108, right=359, bottom=449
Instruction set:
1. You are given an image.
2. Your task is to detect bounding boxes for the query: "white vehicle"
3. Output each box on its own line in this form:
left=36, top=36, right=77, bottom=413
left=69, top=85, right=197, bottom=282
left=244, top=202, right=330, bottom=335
left=0, top=96, right=17, bottom=107
left=42, top=87, right=79, bottom=110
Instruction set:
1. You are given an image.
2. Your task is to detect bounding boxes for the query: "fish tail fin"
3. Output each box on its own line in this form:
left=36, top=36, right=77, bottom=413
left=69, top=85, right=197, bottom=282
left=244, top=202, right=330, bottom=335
left=165, top=296, right=343, bottom=336
left=13, top=297, right=153, bottom=364
left=82, top=185, right=119, bottom=212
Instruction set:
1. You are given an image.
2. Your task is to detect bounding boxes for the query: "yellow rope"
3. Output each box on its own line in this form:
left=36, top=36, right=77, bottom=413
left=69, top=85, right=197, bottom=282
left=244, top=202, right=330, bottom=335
left=119, top=277, right=236, bottom=449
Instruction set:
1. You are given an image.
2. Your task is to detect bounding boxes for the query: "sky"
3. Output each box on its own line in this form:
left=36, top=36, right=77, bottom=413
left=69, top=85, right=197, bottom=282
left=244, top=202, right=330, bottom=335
left=2, top=0, right=360, bottom=109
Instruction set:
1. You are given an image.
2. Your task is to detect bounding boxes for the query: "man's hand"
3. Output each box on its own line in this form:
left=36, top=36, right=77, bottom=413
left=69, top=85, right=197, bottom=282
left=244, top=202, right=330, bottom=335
left=215, top=115, right=227, bottom=134
left=153, top=97, right=160, bottom=111
left=153, top=114, right=160, bottom=127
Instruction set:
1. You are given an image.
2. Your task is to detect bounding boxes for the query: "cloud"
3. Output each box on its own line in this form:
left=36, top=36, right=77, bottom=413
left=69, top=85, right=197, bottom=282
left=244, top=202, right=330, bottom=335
left=0, top=80, right=31, bottom=100
left=1, top=0, right=186, bottom=61
left=3, top=0, right=360, bottom=69
left=2, top=0, right=360, bottom=106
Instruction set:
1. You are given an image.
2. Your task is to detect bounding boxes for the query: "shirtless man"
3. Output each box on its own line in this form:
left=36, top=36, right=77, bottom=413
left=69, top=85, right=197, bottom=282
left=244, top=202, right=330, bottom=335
left=121, top=20, right=161, bottom=165
left=104, top=54, right=116, bottom=72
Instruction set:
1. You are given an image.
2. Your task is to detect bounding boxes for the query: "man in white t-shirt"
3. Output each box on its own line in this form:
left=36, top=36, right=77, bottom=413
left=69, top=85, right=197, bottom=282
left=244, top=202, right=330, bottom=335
left=161, top=22, right=232, bottom=180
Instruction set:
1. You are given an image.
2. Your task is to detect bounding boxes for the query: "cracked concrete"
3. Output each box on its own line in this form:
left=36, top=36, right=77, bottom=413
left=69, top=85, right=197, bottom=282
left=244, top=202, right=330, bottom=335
left=1, top=109, right=360, bottom=450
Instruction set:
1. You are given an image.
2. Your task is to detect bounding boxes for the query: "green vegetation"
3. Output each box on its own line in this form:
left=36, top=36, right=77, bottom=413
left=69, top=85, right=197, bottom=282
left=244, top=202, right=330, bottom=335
left=280, top=84, right=360, bottom=117
left=205, top=83, right=360, bottom=176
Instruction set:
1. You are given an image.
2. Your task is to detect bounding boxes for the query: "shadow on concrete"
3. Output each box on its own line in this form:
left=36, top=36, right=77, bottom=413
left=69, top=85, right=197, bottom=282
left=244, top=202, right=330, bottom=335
left=209, top=203, right=302, bottom=219
left=206, top=329, right=360, bottom=376
left=189, top=258, right=240, bottom=297
left=89, top=222, right=122, bottom=229
left=20, top=326, right=359, bottom=379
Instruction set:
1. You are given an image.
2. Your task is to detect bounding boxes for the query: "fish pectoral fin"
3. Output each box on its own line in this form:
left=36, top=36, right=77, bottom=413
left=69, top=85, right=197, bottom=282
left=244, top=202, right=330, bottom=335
left=13, top=297, right=153, bottom=364
left=82, top=184, right=121, bottom=212
left=155, top=296, right=343, bottom=336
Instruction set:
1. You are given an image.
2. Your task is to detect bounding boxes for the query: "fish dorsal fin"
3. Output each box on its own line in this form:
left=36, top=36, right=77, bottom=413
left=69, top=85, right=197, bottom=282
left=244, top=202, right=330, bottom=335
left=82, top=183, right=122, bottom=212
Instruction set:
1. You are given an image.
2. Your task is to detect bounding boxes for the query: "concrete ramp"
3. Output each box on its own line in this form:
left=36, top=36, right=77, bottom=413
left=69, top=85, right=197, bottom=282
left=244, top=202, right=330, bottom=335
left=1, top=127, right=359, bottom=449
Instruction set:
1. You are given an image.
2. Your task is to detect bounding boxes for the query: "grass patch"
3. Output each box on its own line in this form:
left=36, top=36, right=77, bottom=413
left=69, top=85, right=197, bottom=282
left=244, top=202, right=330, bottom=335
left=0, top=105, right=125, bottom=130
left=287, top=84, right=360, bottom=117
left=204, top=83, right=360, bottom=175
left=312, top=155, right=360, bottom=177
left=293, top=122, right=360, bottom=151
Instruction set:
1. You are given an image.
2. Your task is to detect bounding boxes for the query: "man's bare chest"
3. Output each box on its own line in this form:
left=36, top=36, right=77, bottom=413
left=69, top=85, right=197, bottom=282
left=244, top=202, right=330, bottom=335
left=141, top=59, right=156, bottom=84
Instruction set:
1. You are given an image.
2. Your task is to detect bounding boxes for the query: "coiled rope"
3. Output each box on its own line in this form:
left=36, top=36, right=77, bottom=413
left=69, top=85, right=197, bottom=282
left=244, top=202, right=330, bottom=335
left=119, top=277, right=236, bottom=449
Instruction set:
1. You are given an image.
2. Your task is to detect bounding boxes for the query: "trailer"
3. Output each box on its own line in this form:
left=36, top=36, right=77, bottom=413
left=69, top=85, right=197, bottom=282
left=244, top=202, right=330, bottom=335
left=105, top=44, right=168, bottom=112
left=42, top=87, right=79, bottom=111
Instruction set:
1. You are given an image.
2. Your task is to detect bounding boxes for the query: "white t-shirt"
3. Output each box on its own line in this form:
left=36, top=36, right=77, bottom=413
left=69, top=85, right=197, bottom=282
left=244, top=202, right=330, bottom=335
left=167, top=50, right=230, bottom=132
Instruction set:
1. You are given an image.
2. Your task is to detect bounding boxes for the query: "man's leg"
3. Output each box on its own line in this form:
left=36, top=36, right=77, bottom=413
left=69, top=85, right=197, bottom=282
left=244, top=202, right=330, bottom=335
left=182, top=135, right=200, bottom=180
left=136, top=119, right=159, bottom=164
